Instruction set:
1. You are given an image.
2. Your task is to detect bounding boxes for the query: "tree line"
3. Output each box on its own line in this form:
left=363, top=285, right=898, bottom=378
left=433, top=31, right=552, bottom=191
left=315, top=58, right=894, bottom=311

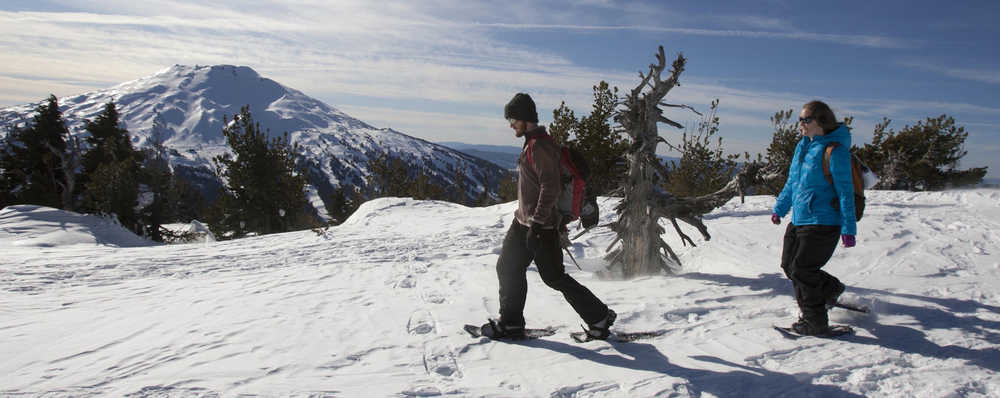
left=1, top=95, right=209, bottom=242
left=0, top=96, right=508, bottom=242
left=1, top=91, right=987, bottom=242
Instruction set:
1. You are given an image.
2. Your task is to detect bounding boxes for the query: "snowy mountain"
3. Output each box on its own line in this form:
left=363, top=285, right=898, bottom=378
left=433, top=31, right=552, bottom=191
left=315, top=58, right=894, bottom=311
left=0, top=65, right=507, bottom=219
left=2, top=190, right=998, bottom=396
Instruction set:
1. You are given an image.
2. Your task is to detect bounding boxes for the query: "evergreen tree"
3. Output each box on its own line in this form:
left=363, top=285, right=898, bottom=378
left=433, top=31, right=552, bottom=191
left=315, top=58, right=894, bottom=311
left=664, top=100, right=741, bottom=197
left=574, top=81, right=628, bottom=196
left=857, top=115, right=986, bottom=190
left=497, top=172, right=518, bottom=203
left=82, top=101, right=140, bottom=174
left=365, top=152, right=413, bottom=198
left=81, top=101, right=142, bottom=230
left=549, top=102, right=577, bottom=145
left=0, top=132, right=14, bottom=208
left=446, top=164, right=469, bottom=204
left=172, top=176, right=207, bottom=224
left=1, top=95, right=70, bottom=208
left=137, top=112, right=175, bottom=242
left=325, top=185, right=362, bottom=225
left=762, top=108, right=798, bottom=195
left=551, top=81, right=628, bottom=196
left=209, top=106, right=313, bottom=239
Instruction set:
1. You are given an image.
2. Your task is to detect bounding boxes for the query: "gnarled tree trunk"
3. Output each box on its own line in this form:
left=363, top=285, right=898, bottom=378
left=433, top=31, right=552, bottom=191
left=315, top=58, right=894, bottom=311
left=604, top=47, right=779, bottom=278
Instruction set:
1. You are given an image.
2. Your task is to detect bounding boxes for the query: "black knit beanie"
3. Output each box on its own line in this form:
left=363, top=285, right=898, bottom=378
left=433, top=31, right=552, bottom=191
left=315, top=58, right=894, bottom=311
left=504, top=93, right=538, bottom=123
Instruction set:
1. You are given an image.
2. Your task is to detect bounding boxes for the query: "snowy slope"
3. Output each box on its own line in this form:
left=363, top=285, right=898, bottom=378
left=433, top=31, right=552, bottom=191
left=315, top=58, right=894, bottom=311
left=1, top=190, right=999, bottom=397
left=0, top=65, right=507, bottom=217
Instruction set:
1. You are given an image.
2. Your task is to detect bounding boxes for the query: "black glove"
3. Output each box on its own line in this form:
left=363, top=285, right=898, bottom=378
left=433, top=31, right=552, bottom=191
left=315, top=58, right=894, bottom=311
left=525, top=222, right=545, bottom=253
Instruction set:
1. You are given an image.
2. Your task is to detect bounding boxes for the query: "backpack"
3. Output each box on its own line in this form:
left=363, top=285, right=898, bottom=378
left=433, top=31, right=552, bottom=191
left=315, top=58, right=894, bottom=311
left=822, top=143, right=875, bottom=221
left=526, top=137, right=599, bottom=228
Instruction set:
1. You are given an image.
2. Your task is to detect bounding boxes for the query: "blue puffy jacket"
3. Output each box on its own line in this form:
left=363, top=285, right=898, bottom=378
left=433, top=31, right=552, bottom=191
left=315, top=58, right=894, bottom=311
left=773, top=124, right=857, bottom=236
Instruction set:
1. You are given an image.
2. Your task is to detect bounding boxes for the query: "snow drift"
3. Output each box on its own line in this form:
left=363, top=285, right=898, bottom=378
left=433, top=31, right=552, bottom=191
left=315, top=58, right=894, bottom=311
left=0, top=205, right=155, bottom=249
left=1, top=190, right=998, bottom=397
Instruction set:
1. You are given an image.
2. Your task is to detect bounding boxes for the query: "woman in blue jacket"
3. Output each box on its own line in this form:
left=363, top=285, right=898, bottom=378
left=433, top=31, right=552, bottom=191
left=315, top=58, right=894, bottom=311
left=772, top=100, right=856, bottom=335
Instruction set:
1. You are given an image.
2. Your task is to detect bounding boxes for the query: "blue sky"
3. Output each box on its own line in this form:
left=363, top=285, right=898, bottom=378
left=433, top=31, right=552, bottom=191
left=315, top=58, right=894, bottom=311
left=1, top=0, right=997, bottom=178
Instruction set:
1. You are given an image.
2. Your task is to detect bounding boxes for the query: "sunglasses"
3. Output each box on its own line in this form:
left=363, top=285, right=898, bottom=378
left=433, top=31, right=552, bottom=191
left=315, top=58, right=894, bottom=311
left=507, top=118, right=518, bottom=125
left=798, top=116, right=816, bottom=124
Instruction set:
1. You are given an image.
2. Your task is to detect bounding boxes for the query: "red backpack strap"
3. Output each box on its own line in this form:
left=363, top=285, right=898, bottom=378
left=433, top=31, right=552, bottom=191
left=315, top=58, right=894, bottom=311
left=560, top=147, right=585, bottom=218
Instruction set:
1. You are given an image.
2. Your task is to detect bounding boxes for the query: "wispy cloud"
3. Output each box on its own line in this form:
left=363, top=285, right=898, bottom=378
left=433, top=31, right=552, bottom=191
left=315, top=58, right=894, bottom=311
left=469, top=23, right=913, bottom=49
left=901, top=60, right=1000, bottom=84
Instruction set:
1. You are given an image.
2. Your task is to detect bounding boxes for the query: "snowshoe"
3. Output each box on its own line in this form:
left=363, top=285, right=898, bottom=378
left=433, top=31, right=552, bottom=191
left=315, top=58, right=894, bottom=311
left=464, top=321, right=555, bottom=341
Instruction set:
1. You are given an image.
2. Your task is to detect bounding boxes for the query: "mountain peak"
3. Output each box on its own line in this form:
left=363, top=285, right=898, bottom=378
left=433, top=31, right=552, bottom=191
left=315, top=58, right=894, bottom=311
left=45, top=64, right=371, bottom=147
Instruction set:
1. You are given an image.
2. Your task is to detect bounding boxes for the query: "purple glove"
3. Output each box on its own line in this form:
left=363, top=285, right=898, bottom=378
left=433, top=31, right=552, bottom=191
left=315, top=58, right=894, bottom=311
left=771, top=213, right=781, bottom=225
left=841, top=234, right=856, bottom=248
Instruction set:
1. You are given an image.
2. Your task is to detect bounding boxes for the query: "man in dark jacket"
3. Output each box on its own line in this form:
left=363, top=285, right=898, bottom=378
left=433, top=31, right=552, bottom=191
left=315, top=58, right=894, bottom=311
left=479, top=93, right=616, bottom=339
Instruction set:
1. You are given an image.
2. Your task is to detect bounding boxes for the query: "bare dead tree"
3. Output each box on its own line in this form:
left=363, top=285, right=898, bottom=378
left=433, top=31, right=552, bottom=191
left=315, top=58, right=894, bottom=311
left=604, top=46, right=779, bottom=278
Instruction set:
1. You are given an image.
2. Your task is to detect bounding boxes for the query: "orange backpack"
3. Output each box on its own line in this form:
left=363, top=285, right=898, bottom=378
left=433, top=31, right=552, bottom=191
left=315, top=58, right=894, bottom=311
left=822, top=143, right=867, bottom=221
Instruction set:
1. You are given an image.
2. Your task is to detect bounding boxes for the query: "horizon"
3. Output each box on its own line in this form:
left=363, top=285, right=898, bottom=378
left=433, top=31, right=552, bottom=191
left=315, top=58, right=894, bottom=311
left=1, top=1, right=997, bottom=179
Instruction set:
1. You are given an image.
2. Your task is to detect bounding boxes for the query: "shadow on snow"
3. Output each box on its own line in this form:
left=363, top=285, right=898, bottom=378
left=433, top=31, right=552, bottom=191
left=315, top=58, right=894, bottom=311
left=680, top=271, right=1000, bottom=372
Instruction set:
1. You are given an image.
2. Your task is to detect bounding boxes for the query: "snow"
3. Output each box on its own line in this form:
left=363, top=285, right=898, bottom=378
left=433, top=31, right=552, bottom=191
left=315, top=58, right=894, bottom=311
left=0, top=205, right=156, bottom=249
left=2, top=190, right=999, bottom=397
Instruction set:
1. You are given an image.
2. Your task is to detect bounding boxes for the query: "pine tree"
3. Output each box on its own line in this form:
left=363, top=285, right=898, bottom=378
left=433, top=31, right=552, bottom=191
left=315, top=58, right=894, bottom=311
left=0, top=132, right=14, bottom=208
left=209, top=106, right=313, bottom=239
left=365, top=152, right=413, bottom=198
left=172, top=176, right=207, bottom=224
left=574, top=81, right=628, bottom=196
left=551, top=81, right=628, bottom=196
left=325, top=185, right=362, bottom=225
left=497, top=172, right=518, bottom=203
left=81, top=101, right=142, bottom=230
left=762, top=108, right=798, bottom=195
left=0, top=121, right=20, bottom=208
left=664, top=99, right=741, bottom=197
left=1, top=95, right=70, bottom=209
left=549, top=102, right=577, bottom=145
left=138, top=112, right=175, bottom=241
left=857, top=115, right=986, bottom=190
left=447, top=164, right=469, bottom=204
left=82, top=101, right=140, bottom=174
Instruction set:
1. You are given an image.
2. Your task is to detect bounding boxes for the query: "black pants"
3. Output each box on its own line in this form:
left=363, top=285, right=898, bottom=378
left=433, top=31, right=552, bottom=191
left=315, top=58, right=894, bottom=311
left=780, top=223, right=843, bottom=325
left=496, top=221, right=608, bottom=327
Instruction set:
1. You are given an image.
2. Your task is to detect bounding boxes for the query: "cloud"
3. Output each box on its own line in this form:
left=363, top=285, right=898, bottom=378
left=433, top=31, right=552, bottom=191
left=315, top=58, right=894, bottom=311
left=471, top=23, right=912, bottom=49
left=901, top=60, right=1000, bottom=85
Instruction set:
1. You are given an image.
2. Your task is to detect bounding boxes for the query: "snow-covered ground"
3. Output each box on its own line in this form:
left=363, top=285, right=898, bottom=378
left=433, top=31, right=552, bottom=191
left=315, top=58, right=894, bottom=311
left=1, top=190, right=998, bottom=397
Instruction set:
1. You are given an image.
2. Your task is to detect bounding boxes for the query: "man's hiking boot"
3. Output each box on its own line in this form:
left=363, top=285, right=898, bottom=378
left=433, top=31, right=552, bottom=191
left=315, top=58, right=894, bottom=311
left=791, top=317, right=830, bottom=336
left=480, top=319, right=525, bottom=339
left=825, top=281, right=846, bottom=309
left=585, top=309, right=617, bottom=340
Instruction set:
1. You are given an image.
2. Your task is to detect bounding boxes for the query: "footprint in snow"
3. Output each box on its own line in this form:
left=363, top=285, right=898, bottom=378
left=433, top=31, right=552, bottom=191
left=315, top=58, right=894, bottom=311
left=407, top=310, right=436, bottom=335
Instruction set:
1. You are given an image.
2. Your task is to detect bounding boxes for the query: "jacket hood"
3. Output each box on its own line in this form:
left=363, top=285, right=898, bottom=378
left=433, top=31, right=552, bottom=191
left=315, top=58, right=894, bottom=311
left=812, top=123, right=851, bottom=147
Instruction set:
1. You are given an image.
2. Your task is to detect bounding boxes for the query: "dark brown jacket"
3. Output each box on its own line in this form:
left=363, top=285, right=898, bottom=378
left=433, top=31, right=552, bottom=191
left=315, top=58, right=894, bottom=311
left=515, top=126, right=562, bottom=228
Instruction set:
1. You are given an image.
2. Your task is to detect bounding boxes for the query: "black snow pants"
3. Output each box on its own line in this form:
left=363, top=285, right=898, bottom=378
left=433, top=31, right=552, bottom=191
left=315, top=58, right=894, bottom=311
left=780, top=223, right=843, bottom=325
left=496, top=221, right=608, bottom=327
